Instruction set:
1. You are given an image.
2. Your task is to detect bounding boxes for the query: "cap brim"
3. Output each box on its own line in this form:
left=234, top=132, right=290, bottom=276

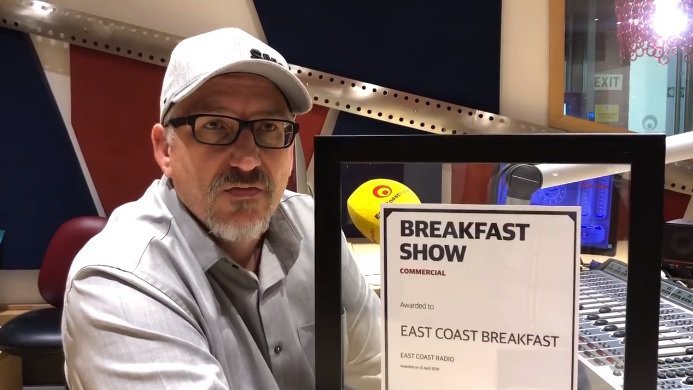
left=167, top=60, right=312, bottom=118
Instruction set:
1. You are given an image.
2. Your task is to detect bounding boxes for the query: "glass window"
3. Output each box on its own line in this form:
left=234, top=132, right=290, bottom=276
left=563, top=0, right=692, bottom=134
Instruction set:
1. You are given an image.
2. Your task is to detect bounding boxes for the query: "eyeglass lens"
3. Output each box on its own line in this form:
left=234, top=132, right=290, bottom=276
left=193, top=115, right=294, bottom=147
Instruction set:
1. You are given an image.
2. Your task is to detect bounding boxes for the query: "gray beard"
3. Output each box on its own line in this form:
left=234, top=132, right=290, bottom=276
left=206, top=199, right=271, bottom=241
left=205, top=168, right=274, bottom=241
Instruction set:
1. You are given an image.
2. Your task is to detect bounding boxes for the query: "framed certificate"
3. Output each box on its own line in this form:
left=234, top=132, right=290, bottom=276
left=314, top=133, right=664, bottom=390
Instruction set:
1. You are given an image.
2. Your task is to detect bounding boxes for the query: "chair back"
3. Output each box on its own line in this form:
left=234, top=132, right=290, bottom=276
left=38, top=216, right=107, bottom=307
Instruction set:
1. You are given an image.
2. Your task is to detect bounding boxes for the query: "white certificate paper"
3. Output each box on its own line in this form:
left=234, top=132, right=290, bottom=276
left=381, top=204, right=580, bottom=390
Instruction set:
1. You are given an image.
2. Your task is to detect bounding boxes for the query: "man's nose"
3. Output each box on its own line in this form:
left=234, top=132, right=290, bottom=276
left=228, top=127, right=261, bottom=171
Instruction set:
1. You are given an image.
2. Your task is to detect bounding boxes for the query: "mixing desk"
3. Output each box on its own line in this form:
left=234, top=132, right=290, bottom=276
left=579, top=259, right=693, bottom=389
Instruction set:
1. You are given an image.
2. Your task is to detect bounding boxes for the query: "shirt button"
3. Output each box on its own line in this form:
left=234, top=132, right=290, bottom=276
left=274, top=344, right=282, bottom=354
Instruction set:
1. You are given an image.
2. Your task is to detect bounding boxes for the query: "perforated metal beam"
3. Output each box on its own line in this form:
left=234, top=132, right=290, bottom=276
left=666, top=161, right=693, bottom=196
left=1, top=0, right=178, bottom=65
left=291, top=65, right=561, bottom=135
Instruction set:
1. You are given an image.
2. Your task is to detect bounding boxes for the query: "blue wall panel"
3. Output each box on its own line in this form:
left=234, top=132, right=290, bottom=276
left=0, top=28, right=96, bottom=269
left=254, top=0, right=502, bottom=113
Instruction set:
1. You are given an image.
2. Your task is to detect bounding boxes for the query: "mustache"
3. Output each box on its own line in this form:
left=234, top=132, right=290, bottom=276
left=208, top=168, right=273, bottom=196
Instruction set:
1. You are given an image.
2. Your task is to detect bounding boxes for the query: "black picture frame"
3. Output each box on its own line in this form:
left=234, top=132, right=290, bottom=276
left=314, top=133, right=664, bottom=390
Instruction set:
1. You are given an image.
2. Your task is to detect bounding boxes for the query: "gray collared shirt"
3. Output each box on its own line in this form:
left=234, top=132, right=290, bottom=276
left=62, top=177, right=382, bottom=389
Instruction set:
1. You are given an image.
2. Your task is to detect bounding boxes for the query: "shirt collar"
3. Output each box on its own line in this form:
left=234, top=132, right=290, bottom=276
left=159, top=176, right=226, bottom=271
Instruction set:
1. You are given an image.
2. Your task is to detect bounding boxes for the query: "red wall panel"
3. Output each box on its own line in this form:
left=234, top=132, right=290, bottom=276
left=71, top=46, right=164, bottom=215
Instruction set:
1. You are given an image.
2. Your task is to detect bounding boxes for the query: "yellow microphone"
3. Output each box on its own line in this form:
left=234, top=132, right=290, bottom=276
left=346, top=178, right=421, bottom=244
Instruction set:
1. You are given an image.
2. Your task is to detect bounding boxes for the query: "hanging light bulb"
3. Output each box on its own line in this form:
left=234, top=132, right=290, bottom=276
left=615, top=0, right=693, bottom=64
left=651, top=0, right=688, bottom=39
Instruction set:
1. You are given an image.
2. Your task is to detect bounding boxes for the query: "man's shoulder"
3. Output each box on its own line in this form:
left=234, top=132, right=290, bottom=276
left=68, top=186, right=174, bottom=279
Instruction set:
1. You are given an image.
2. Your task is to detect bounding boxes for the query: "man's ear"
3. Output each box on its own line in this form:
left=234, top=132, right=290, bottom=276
left=152, top=123, right=172, bottom=176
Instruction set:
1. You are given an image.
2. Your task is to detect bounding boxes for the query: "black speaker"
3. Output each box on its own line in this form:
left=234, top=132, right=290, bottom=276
left=662, top=219, right=693, bottom=262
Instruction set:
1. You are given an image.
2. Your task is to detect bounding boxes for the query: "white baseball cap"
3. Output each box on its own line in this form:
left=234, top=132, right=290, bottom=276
left=159, top=28, right=312, bottom=121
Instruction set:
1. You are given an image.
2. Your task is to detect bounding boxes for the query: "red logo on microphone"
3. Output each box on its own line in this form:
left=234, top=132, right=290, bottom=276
left=373, top=185, right=392, bottom=198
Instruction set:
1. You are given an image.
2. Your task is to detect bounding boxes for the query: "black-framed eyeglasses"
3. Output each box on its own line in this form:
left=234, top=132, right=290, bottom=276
left=166, top=114, right=300, bottom=149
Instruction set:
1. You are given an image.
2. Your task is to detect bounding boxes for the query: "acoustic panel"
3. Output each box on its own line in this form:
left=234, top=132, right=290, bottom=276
left=0, top=28, right=96, bottom=269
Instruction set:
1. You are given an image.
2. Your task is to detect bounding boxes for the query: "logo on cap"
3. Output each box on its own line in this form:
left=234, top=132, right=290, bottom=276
left=250, top=48, right=279, bottom=65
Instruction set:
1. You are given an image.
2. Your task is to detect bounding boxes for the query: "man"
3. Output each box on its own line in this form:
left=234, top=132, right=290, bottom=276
left=62, top=28, right=382, bottom=390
